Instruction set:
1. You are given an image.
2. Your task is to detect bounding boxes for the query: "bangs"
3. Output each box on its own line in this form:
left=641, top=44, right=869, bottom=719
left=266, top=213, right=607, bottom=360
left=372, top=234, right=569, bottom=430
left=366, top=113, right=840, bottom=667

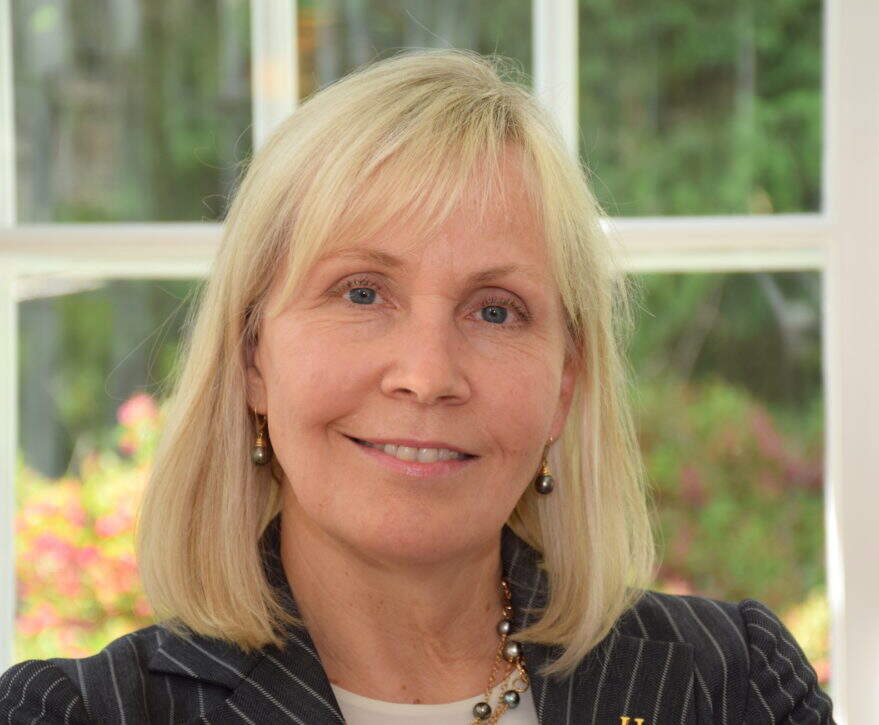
left=266, top=89, right=542, bottom=319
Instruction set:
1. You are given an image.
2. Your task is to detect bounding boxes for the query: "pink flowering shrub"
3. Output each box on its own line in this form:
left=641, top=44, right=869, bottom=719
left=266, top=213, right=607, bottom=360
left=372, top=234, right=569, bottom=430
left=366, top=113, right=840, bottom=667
left=14, top=393, right=162, bottom=661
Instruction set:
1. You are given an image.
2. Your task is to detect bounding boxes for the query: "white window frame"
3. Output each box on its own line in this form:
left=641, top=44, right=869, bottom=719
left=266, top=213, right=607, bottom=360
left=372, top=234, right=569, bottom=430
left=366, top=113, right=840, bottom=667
left=1, top=0, right=875, bottom=719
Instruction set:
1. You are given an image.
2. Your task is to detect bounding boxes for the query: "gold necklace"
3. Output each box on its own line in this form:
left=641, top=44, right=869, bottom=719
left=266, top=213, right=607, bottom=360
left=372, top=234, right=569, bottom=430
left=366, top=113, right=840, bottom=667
left=469, top=579, right=530, bottom=722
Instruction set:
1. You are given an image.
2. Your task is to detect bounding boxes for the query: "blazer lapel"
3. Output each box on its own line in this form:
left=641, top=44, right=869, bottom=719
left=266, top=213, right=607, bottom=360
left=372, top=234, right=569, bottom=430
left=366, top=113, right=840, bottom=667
left=148, top=518, right=695, bottom=724
left=148, top=514, right=346, bottom=724
left=501, top=526, right=696, bottom=725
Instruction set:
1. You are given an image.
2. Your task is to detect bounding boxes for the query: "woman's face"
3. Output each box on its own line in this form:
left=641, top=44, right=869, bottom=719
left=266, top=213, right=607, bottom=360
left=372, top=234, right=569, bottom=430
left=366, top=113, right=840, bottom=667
left=246, top=158, right=577, bottom=563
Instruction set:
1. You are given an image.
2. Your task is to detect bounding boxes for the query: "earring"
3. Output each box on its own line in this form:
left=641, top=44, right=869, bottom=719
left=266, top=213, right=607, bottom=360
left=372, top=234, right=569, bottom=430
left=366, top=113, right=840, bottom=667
left=533, top=438, right=555, bottom=495
left=250, top=413, right=272, bottom=466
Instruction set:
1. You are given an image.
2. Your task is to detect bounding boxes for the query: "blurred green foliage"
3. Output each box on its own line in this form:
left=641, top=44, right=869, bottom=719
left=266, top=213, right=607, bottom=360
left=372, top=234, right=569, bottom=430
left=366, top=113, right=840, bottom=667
left=296, top=0, right=532, bottom=100
left=628, top=272, right=822, bottom=408
left=578, top=0, right=821, bottom=215
left=638, top=377, right=827, bottom=682
left=627, top=271, right=827, bottom=684
left=13, top=0, right=252, bottom=222
left=18, top=280, right=201, bottom=478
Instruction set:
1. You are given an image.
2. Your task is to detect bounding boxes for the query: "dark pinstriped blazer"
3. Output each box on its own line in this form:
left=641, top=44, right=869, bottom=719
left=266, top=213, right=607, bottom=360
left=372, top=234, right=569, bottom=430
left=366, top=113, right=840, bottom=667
left=1, top=514, right=835, bottom=723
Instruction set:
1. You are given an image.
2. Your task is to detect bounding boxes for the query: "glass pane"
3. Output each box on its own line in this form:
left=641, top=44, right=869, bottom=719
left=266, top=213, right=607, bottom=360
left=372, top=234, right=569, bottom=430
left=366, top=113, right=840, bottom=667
left=630, top=271, right=828, bottom=688
left=15, top=278, right=199, bottom=660
left=12, top=1, right=252, bottom=222
left=297, top=0, right=532, bottom=100
left=579, top=1, right=822, bottom=215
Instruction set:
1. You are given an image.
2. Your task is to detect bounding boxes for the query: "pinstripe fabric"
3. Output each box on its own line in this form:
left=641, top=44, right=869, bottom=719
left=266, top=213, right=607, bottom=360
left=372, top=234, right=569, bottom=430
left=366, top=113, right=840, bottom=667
left=0, top=514, right=835, bottom=723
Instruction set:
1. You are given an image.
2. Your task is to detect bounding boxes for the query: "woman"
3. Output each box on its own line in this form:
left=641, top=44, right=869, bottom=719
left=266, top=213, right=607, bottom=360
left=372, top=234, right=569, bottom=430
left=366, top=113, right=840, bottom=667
left=1, top=49, right=833, bottom=724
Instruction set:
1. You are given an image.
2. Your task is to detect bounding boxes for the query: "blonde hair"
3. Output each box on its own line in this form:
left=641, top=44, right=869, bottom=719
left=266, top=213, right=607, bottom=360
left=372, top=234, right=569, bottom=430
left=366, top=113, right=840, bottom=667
left=135, top=48, right=656, bottom=680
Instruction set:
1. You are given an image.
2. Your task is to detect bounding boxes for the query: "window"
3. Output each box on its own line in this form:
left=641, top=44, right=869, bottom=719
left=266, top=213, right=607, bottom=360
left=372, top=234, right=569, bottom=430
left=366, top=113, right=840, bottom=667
left=2, top=2, right=876, bottom=718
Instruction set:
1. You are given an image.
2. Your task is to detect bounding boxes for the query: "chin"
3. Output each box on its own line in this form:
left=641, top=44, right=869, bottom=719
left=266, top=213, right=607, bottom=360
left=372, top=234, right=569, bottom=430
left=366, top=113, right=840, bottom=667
left=348, top=517, right=487, bottom=565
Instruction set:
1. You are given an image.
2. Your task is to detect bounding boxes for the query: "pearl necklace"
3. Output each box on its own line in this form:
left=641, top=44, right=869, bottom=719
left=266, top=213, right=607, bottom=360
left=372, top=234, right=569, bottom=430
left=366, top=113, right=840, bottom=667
left=469, top=579, right=530, bottom=722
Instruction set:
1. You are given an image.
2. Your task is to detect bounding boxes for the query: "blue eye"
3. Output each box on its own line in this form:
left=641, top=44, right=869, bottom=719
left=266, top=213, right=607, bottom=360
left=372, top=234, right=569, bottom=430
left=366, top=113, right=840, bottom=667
left=480, top=295, right=529, bottom=325
left=481, top=305, right=508, bottom=324
left=332, top=278, right=382, bottom=305
left=347, top=287, right=376, bottom=305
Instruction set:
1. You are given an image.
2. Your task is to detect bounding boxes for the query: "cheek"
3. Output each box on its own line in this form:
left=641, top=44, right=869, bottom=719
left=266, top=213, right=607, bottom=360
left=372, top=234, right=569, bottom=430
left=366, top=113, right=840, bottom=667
left=477, top=351, right=562, bottom=451
left=262, top=334, right=371, bottom=499
left=264, top=330, right=371, bottom=427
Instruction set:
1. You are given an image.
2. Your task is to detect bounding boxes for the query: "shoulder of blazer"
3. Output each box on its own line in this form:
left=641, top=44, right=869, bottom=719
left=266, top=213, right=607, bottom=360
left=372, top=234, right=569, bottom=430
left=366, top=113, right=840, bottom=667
left=612, top=590, right=834, bottom=724
left=738, top=597, right=835, bottom=723
left=0, top=622, right=265, bottom=724
left=0, top=656, right=90, bottom=724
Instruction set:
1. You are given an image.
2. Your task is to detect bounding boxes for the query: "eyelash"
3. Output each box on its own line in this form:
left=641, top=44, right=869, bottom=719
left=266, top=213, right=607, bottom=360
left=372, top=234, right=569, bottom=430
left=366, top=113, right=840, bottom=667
left=330, top=277, right=531, bottom=325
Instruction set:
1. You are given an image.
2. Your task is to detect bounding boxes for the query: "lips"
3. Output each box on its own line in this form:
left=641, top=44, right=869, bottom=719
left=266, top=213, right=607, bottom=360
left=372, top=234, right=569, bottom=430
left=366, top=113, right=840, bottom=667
left=344, top=433, right=478, bottom=477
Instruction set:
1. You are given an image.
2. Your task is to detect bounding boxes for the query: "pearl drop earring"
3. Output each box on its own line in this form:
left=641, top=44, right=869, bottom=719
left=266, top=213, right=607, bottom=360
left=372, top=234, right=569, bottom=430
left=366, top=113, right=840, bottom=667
left=533, top=438, right=555, bottom=494
left=250, top=413, right=272, bottom=466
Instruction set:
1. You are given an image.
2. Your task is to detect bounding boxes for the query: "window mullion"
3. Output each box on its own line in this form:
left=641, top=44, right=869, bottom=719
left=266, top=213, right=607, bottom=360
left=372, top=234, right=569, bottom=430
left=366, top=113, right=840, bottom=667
left=0, top=0, right=17, bottom=672
left=250, top=0, right=297, bottom=151
left=533, top=0, right=578, bottom=155
left=0, top=216, right=830, bottom=277
left=823, top=0, right=879, bottom=717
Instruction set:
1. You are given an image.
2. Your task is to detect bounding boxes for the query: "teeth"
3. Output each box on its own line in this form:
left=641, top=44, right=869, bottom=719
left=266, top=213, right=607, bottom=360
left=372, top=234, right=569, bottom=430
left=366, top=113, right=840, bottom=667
left=358, top=439, right=468, bottom=462
left=417, top=448, right=439, bottom=463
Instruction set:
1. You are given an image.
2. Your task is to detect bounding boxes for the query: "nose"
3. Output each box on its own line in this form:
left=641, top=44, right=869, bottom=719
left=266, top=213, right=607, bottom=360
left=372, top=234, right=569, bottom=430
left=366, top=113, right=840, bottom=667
left=379, top=309, right=471, bottom=406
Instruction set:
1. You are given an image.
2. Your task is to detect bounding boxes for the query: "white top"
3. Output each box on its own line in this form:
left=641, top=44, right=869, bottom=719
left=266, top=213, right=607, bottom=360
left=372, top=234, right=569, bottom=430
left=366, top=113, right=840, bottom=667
left=330, top=668, right=539, bottom=724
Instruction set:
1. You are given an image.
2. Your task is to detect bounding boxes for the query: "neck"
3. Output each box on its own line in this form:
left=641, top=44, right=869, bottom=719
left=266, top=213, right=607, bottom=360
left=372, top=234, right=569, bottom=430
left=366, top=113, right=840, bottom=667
left=278, top=502, right=511, bottom=704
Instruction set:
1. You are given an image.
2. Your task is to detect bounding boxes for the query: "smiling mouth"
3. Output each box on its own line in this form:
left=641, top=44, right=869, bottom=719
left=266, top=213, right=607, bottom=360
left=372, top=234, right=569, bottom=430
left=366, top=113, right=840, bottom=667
left=345, top=435, right=477, bottom=462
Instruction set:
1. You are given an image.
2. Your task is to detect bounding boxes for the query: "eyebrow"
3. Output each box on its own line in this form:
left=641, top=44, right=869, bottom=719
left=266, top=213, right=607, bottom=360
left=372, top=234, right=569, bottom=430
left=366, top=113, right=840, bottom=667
left=317, top=247, right=533, bottom=286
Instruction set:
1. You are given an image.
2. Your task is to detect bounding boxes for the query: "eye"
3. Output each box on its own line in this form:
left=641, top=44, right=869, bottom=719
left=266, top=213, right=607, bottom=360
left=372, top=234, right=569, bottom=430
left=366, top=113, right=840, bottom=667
left=332, top=278, right=385, bottom=306
left=479, top=295, right=531, bottom=326
left=329, top=278, right=530, bottom=326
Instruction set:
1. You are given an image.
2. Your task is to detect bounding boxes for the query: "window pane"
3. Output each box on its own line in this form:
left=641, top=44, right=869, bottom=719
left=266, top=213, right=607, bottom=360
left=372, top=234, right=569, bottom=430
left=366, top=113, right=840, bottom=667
left=630, top=271, right=828, bottom=688
left=12, top=1, right=252, bottom=222
left=579, top=1, right=822, bottom=215
left=297, top=0, right=532, bottom=99
left=15, top=278, right=199, bottom=660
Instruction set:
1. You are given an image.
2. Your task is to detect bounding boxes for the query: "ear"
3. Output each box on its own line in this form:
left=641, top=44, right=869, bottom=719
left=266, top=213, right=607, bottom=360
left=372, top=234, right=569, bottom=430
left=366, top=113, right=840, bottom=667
left=245, top=341, right=268, bottom=415
left=548, top=353, right=578, bottom=442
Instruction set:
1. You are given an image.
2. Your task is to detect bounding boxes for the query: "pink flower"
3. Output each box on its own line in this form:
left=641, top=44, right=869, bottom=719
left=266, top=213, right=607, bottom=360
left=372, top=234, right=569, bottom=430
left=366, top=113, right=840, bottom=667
left=812, top=658, right=830, bottom=685
left=118, top=432, right=136, bottom=456
left=17, top=602, right=63, bottom=635
left=680, top=466, right=707, bottom=507
left=32, top=533, right=76, bottom=561
left=671, top=523, right=695, bottom=560
left=659, top=576, right=694, bottom=596
left=117, top=394, right=158, bottom=427
left=785, top=459, right=823, bottom=493
left=750, top=408, right=787, bottom=462
left=94, top=511, right=132, bottom=539
left=56, top=571, right=84, bottom=599
left=63, top=500, right=87, bottom=528
left=75, top=546, right=100, bottom=567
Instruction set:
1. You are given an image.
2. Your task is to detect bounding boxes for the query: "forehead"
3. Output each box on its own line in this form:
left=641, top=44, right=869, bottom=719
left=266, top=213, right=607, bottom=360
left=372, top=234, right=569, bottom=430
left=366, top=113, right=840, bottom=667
left=312, top=246, right=547, bottom=294
left=315, top=159, right=549, bottom=277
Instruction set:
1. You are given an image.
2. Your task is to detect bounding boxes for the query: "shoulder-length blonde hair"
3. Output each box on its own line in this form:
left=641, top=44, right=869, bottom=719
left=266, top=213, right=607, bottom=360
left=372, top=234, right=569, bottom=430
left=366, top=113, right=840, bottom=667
left=136, top=48, right=656, bottom=680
